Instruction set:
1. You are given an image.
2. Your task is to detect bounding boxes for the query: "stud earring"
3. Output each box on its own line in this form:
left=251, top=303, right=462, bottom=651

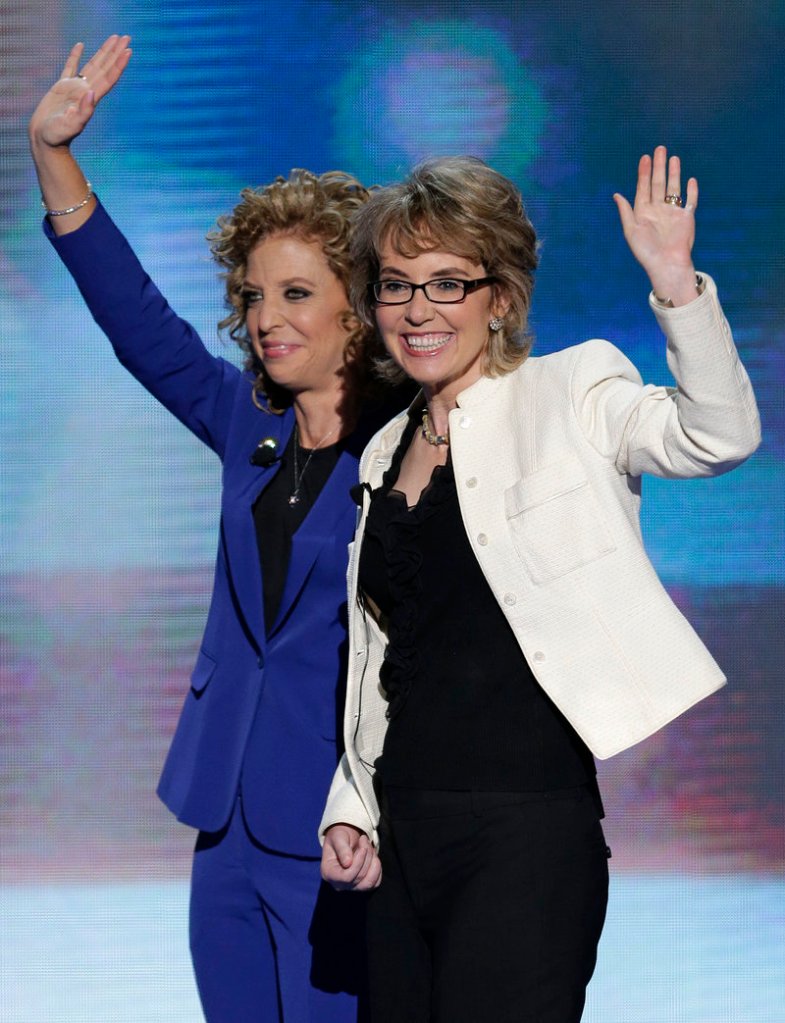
left=489, top=316, right=504, bottom=332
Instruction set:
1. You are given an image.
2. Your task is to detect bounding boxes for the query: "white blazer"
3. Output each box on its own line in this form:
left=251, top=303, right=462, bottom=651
left=321, top=276, right=761, bottom=844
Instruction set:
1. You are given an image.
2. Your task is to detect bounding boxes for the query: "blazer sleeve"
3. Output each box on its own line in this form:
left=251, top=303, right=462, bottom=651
left=569, top=273, right=761, bottom=478
left=319, top=754, right=379, bottom=846
left=45, top=200, right=242, bottom=459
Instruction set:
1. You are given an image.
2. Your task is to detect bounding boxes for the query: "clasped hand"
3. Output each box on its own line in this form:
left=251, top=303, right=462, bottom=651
left=321, top=824, right=382, bottom=891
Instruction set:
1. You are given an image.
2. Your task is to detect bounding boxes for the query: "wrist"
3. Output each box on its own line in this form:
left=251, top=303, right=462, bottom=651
left=42, top=181, right=93, bottom=218
left=29, top=133, right=72, bottom=158
left=652, top=272, right=705, bottom=309
left=326, top=822, right=364, bottom=836
left=648, top=263, right=698, bottom=307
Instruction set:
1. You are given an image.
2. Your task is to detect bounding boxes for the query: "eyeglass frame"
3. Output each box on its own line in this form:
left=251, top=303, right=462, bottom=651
left=368, top=275, right=498, bottom=306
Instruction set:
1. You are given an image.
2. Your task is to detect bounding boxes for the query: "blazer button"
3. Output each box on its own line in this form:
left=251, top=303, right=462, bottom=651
left=503, top=592, right=517, bottom=606
left=533, top=651, right=546, bottom=663
left=466, top=476, right=478, bottom=488
left=459, top=415, right=472, bottom=428
left=257, top=655, right=264, bottom=669
left=477, top=533, right=488, bottom=546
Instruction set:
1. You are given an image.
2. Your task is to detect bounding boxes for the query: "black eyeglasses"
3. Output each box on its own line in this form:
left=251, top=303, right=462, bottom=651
left=369, top=276, right=497, bottom=305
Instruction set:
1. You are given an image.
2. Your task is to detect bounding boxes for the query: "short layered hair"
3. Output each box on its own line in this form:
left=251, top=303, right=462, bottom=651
left=350, top=156, right=539, bottom=380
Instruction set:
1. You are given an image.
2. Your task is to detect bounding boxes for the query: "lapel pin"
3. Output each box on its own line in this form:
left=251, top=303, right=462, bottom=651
left=250, top=437, right=279, bottom=468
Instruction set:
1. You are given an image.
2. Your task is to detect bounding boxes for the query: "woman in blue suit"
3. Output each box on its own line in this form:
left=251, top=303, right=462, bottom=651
left=30, top=35, right=386, bottom=1022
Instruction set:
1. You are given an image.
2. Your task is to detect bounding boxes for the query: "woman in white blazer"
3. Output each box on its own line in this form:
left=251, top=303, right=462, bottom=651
left=320, top=148, right=761, bottom=1022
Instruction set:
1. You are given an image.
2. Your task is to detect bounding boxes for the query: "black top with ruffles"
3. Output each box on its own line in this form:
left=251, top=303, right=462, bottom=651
left=358, top=412, right=597, bottom=793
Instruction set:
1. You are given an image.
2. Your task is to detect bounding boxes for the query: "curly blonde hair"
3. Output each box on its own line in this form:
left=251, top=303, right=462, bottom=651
left=208, top=169, right=379, bottom=412
left=350, top=156, right=539, bottom=382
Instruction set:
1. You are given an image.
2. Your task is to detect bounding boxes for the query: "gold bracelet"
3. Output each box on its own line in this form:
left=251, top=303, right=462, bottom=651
left=653, top=273, right=705, bottom=308
left=42, top=182, right=93, bottom=217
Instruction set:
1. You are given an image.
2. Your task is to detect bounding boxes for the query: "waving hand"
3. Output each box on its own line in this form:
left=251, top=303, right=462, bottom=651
left=30, top=35, right=131, bottom=150
left=614, top=146, right=701, bottom=307
left=29, top=35, right=131, bottom=234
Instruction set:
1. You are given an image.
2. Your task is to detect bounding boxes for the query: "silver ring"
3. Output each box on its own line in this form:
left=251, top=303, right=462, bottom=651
left=75, top=72, right=87, bottom=80
left=664, top=194, right=683, bottom=207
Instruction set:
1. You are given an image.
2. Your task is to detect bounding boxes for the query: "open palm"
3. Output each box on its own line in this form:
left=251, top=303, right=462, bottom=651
left=29, top=35, right=131, bottom=149
left=614, top=146, right=697, bottom=275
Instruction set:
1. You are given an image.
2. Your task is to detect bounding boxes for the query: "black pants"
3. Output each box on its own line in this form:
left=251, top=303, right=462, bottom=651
left=367, top=786, right=609, bottom=1023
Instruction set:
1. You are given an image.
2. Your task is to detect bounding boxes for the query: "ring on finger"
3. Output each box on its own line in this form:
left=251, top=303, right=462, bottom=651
left=664, top=194, right=683, bottom=207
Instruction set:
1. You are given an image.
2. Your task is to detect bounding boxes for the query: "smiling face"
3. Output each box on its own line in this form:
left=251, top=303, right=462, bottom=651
left=243, top=233, right=352, bottom=398
left=373, top=242, right=505, bottom=401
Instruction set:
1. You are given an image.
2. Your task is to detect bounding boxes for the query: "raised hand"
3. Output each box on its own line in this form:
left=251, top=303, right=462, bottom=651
left=29, top=35, right=131, bottom=151
left=614, top=146, right=700, bottom=306
left=29, top=36, right=132, bottom=234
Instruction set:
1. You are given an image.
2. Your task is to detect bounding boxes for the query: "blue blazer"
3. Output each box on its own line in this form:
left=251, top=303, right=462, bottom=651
left=48, top=203, right=372, bottom=856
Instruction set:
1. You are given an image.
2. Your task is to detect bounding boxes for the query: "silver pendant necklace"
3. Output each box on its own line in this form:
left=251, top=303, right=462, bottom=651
left=289, top=423, right=339, bottom=506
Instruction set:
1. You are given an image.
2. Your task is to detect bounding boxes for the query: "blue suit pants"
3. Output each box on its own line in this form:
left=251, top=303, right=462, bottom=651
left=190, top=798, right=368, bottom=1022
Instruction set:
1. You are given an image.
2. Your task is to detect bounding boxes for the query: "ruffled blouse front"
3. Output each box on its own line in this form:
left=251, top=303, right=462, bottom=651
left=358, top=413, right=596, bottom=793
left=359, top=430, right=453, bottom=721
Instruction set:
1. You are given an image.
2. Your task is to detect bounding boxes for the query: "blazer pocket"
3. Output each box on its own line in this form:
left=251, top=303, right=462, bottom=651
left=504, top=459, right=616, bottom=584
left=190, top=648, right=217, bottom=694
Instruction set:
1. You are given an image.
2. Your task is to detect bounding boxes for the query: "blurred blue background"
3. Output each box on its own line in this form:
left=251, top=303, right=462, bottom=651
left=1, top=1, right=783, bottom=1019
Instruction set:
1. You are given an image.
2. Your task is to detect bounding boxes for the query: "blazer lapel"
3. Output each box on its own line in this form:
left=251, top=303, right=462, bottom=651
left=223, top=409, right=295, bottom=653
left=268, top=443, right=359, bottom=637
